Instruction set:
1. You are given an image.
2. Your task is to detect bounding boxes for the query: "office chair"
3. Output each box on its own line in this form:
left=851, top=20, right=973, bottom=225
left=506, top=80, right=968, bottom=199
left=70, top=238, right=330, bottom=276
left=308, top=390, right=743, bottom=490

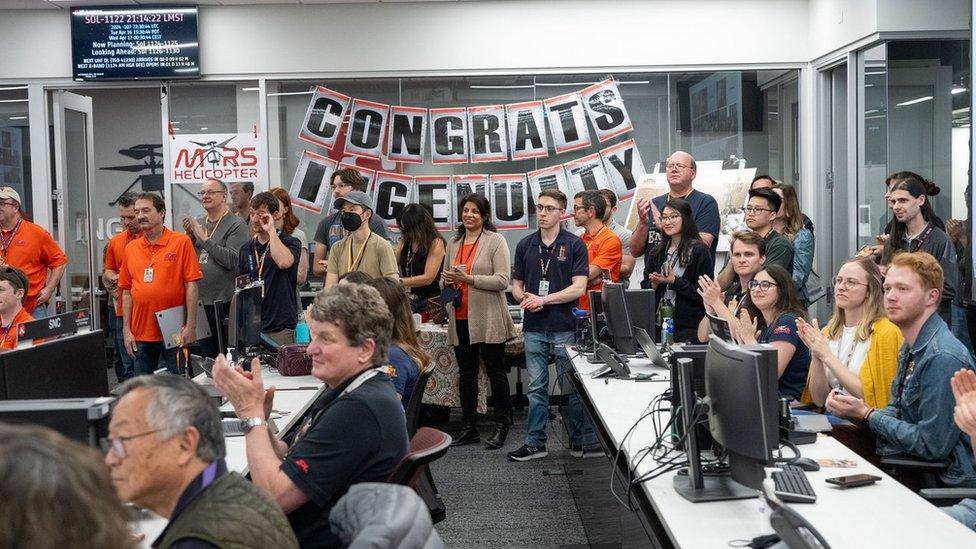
left=880, top=454, right=949, bottom=492
left=403, top=367, right=445, bottom=524
left=388, top=427, right=451, bottom=489
left=405, top=365, right=435, bottom=438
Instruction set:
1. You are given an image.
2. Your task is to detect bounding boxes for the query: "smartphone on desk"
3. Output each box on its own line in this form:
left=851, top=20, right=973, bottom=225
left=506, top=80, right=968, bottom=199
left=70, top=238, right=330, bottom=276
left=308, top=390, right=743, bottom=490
left=826, top=474, right=881, bottom=488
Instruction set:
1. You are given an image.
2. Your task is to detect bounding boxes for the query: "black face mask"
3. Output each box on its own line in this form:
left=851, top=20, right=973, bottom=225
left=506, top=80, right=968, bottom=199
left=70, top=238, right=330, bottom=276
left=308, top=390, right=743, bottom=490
left=340, top=211, right=363, bottom=232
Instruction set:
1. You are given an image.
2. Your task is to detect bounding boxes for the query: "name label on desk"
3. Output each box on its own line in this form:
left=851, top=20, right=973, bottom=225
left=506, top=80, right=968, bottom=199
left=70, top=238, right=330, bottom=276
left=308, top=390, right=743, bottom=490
left=18, top=309, right=91, bottom=341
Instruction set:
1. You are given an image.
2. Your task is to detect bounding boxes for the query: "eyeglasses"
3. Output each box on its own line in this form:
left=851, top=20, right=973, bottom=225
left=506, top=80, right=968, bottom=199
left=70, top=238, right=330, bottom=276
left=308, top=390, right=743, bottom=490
left=99, top=429, right=160, bottom=459
left=536, top=205, right=564, bottom=214
left=834, top=277, right=868, bottom=290
left=196, top=190, right=225, bottom=197
left=666, top=162, right=691, bottom=171
left=748, top=280, right=778, bottom=292
left=573, top=205, right=588, bottom=211
left=744, top=206, right=775, bottom=214
left=660, top=214, right=681, bottom=222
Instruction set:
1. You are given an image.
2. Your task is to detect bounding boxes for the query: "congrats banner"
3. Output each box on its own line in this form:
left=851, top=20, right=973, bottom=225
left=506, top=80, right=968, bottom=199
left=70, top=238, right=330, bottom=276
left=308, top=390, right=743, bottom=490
left=290, top=138, right=644, bottom=230
left=297, top=78, right=633, bottom=164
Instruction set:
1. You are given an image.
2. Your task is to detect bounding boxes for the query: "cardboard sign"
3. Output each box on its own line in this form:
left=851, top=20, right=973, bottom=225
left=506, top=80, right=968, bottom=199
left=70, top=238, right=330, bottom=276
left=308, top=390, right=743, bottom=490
left=489, top=174, right=529, bottom=230
left=452, top=174, right=488, bottom=221
left=580, top=79, right=634, bottom=142
left=467, top=105, right=509, bottom=163
left=527, top=164, right=573, bottom=219
left=344, top=99, right=389, bottom=160
left=331, top=162, right=377, bottom=215
left=544, top=92, right=591, bottom=155
left=299, top=86, right=351, bottom=150
left=506, top=100, right=549, bottom=161
left=387, top=105, right=427, bottom=164
left=564, top=152, right=610, bottom=195
left=289, top=150, right=338, bottom=214
left=170, top=132, right=262, bottom=184
left=414, top=175, right=453, bottom=231
left=600, top=138, right=645, bottom=201
left=429, top=107, right=469, bottom=164
left=372, top=171, right=414, bottom=230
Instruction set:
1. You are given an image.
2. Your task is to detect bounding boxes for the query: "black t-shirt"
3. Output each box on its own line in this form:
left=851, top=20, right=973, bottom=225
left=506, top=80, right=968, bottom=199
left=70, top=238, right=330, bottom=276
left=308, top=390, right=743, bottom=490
left=513, top=229, right=589, bottom=333
left=238, top=233, right=301, bottom=333
left=398, top=241, right=442, bottom=300
left=281, top=370, right=409, bottom=548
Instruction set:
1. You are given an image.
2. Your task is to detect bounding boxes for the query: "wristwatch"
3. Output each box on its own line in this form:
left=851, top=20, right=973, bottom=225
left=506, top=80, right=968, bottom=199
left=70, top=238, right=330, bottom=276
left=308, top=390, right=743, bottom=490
left=239, top=417, right=267, bottom=434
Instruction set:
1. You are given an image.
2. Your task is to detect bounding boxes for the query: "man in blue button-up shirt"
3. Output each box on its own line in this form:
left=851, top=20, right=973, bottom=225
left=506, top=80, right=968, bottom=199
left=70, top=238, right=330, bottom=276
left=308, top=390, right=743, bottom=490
left=828, top=252, right=976, bottom=487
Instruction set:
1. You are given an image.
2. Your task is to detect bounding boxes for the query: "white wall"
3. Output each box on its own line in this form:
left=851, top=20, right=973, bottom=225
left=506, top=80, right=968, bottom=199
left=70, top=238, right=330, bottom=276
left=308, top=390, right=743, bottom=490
left=808, top=0, right=879, bottom=61
left=1, top=0, right=813, bottom=82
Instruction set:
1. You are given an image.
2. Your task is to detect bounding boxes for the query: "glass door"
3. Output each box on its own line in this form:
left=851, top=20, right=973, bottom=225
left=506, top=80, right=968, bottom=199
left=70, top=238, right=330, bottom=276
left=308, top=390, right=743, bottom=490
left=52, top=90, right=97, bottom=328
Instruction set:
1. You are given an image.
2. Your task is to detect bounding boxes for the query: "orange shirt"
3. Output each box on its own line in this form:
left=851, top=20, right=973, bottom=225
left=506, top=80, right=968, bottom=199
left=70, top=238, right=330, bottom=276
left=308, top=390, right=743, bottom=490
left=1, top=219, right=68, bottom=314
left=104, top=229, right=139, bottom=316
left=118, top=228, right=203, bottom=342
left=1, top=307, right=33, bottom=350
left=452, top=241, right=479, bottom=321
left=579, top=225, right=622, bottom=311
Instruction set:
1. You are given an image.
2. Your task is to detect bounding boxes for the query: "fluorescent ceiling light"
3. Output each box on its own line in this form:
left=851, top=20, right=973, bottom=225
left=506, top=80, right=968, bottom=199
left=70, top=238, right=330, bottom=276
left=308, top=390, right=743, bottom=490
left=535, top=82, right=599, bottom=87
left=9, top=116, right=26, bottom=120
left=865, top=71, right=886, bottom=76
left=200, top=127, right=208, bottom=131
left=865, top=109, right=880, bottom=114
left=267, top=91, right=314, bottom=96
left=0, top=86, right=27, bottom=91
left=896, top=96, right=933, bottom=107
left=952, top=86, right=967, bottom=94
left=469, top=85, right=534, bottom=90
left=241, top=87, right=259, bottom=92
left=0, top=99, right=27, bottom=104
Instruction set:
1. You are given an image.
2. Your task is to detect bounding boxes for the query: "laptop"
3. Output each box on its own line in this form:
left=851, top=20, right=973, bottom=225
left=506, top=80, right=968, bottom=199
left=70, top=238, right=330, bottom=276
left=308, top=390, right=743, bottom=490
left=633, top=326, right=668, bottom=368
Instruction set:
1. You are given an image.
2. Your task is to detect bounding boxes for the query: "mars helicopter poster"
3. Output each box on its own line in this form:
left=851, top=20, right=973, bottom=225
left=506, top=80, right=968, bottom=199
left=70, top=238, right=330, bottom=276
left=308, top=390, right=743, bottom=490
left=169, top=132, right=263, bottom=184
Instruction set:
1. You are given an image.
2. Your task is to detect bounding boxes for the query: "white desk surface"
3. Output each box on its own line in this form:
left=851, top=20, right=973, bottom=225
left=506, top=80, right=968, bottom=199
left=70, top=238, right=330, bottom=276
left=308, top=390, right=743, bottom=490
left=569, top=349, right=976, bottom=548
left=134, top=367, right=324, bottom=546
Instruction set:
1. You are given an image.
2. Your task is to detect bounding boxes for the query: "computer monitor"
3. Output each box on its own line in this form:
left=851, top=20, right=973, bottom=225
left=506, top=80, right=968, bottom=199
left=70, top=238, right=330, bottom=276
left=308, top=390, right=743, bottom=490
left=625, top=288, right=656, bottom=343
left=706, top=337, right=779, bottom=490
left=0, top=397, right=113, bottom=447
left=601, top=283, right=636, bottom=355
left=228, top=285, right=262, bottom=352
left=0, top=331, right=109, bottom=400
left=669, top=344, right=710, bottom=450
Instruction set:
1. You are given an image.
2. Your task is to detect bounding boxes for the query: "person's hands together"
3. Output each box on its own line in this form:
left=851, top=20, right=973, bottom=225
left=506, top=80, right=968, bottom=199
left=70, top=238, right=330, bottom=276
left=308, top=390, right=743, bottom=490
left=520, top=292, right=544, bottom=312
left=213, top=355, right=268, bottom=419
left=826, top=391, right=870, bottom=422
left=697, top=274, right=723, bottom=311
left=796, top=317, right=830, bottom=360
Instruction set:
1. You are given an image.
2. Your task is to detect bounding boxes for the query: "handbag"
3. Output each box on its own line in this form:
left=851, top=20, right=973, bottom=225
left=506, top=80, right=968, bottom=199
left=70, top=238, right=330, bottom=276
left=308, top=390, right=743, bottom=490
left=802, top=269, right=827, bottom=306
left=276, top=343, right=312, bottom=376
left=439, top=285, right=461, bottom=308
left=427, top=297, right=449, bottom=325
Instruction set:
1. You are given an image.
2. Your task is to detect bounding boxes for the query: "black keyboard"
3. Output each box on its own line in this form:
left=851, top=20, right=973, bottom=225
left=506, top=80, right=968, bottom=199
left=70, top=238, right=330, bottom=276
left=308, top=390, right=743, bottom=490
left=772, top=465, right=817, bottom=503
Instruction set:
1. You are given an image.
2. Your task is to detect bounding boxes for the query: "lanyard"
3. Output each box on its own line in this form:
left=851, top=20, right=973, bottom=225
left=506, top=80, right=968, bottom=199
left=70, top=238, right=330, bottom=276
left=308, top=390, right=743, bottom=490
left=537, top=231, right=555, bottom=280
left=252, top=241, right=270, bottom=279
left=404, top=245, right=416, bottom=277
left=908, top=223, right=936, bottom=253
left=0, top=218, right=21, bottom=258
left=0, top=312, right=19, bottom=345
left=144, top=232, right=164, bottom=268
left=342, top=367, right=383, bottom=396
left=348, top=233, right=372, bottom=272
left=454, top=230, right=482, bottom=269
left=204, top=211, right=228, bottom=239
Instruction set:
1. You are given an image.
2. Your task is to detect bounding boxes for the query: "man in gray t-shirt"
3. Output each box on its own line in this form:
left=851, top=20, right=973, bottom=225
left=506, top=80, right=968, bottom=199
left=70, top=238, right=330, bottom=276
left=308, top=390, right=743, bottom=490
left=182, top=178, right=249, bottom=358
left=312, top=168, right=390, bottom=277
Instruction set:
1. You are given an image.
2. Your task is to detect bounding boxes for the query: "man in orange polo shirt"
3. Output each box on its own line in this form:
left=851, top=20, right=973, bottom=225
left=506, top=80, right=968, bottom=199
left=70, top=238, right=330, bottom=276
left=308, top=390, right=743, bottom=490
left=0, top=187, right=67, bottom=318
left=0, top=266, right=33, bottom=350
left=119, top=193, right=203, bottom=376
left=574, top=190, right=621, bottom=311
left=103, top=193, right=141, bottom=381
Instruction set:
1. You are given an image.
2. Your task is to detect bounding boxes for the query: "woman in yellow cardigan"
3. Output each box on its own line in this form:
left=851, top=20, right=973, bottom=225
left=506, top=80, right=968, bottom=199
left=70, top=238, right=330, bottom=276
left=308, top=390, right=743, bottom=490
left=797, top=256, right=903, bottom=409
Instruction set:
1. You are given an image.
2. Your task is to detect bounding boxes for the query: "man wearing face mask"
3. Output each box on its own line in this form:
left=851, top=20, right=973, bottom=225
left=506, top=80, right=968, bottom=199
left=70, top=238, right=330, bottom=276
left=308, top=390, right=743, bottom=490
left=324, top=191, right=399, bottom=288
left=238, top=192, right=302, bottom=346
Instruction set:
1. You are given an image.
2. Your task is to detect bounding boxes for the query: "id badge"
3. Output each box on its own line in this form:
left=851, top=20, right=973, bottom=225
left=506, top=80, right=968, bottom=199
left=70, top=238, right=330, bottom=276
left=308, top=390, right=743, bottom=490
left=538, top=280, right=550, bottom=297
left=143, top=267, right=154, bottom=283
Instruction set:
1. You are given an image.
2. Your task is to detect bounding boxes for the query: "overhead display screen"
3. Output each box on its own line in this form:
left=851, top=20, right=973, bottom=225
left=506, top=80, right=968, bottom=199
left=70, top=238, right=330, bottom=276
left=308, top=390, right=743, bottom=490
left=71, top=6, right=200, bottom=81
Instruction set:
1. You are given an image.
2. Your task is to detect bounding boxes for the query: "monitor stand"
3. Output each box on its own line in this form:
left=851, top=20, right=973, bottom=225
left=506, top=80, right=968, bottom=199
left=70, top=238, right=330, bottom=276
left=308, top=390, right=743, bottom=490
left=673, top=474, right=757, bottom=502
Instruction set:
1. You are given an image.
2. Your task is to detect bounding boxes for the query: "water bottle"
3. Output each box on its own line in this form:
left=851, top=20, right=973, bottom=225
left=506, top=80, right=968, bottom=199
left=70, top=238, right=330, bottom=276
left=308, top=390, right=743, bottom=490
left=295, top=311, right=310, bottom=344
left=659, top=302, right=674, bottom=348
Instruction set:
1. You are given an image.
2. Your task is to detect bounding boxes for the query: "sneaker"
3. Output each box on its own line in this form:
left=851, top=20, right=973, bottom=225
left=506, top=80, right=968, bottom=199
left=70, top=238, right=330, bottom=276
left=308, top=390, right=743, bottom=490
left=507, top=444, right=548, bottom=462
left=570, top=442, right=604, bottom=458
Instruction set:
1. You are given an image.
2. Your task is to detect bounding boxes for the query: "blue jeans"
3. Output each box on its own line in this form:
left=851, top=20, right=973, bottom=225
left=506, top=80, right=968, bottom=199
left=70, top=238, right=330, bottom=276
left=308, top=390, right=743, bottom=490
left=944, top=499, right=976, bottom=531
left=952, top=304, right=974, bottom=356
left=524, top=330, right=596, bottom=448
left=109, top=308, right=135, bottom=382
left=134, top=341, right=180, bottom=376
left=32, top=302, right=49, bottom=319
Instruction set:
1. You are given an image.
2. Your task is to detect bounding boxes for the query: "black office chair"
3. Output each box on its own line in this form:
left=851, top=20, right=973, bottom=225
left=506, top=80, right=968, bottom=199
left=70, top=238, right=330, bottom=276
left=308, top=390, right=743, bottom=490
left=880, top=454, right=949, bottom=492
left=405, top=365, right=434, bottom=438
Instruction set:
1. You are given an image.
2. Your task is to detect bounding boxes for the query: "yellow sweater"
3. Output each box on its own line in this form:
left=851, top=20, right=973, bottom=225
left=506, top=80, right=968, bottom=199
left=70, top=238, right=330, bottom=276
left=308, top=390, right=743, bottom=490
left=799, top=318, right=903, bottom=408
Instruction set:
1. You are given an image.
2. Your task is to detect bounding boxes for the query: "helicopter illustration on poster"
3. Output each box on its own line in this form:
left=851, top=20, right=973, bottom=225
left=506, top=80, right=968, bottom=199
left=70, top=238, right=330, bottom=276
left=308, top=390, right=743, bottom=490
left=190, top=136, right=238, bottom=168
left=100, top=144, right=165, bottom=206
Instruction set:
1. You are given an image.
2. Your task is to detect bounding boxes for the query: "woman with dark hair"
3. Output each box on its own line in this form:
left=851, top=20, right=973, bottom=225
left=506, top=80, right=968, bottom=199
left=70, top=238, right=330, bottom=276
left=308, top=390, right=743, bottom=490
left=441, top=193, right=515, bottom=448
left=881, top=175, right=959, bottom=324
left=396, top=204, right=446, bottom=315
left=772, top=183, right=816, bottom=300
left=644, top=199, right=713, bottom=343
left=366, top=277, right=426, bottom=405
left=734, top=264, right=811, bottom=400
left=270, top=187, right=309, bottom=287
left=0, top=424, right=132, bottom=549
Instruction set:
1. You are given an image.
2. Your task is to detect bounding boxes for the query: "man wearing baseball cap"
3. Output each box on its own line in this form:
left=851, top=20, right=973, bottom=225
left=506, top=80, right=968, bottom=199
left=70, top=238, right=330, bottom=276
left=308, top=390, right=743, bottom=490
left=0, top=187, right=67, bottom=318
left=324, top=191, right=398, bottom=288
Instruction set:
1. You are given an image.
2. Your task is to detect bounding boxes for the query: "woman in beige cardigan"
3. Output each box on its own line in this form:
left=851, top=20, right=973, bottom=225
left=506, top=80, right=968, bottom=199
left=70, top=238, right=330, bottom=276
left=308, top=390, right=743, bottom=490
left=441, top=193, right=516, bottom=449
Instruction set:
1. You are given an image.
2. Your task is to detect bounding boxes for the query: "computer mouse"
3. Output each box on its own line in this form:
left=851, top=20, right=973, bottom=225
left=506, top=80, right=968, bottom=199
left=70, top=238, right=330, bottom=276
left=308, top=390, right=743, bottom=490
left=792, top=457, right=820, bottom=472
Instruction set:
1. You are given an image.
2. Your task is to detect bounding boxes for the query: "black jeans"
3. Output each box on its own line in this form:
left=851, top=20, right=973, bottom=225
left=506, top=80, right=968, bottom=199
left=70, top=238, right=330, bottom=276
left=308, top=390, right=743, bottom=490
left=453, top=320, right=511, bottom=425
left=192, top=303, right=226, bottom=359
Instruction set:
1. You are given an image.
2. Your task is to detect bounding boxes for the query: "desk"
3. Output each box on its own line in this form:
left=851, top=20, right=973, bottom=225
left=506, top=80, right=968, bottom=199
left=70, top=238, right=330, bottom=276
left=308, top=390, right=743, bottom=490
left=133, top=367, right=324, bottom=547
left=567, top=348, right=976, bottom=548
left=417, top=322, right=523, bottom=413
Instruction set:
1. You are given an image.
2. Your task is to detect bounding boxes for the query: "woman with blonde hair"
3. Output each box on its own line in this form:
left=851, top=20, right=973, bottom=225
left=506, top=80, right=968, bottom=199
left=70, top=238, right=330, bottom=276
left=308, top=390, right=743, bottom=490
left=796, top=256, right=903, bottom=409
